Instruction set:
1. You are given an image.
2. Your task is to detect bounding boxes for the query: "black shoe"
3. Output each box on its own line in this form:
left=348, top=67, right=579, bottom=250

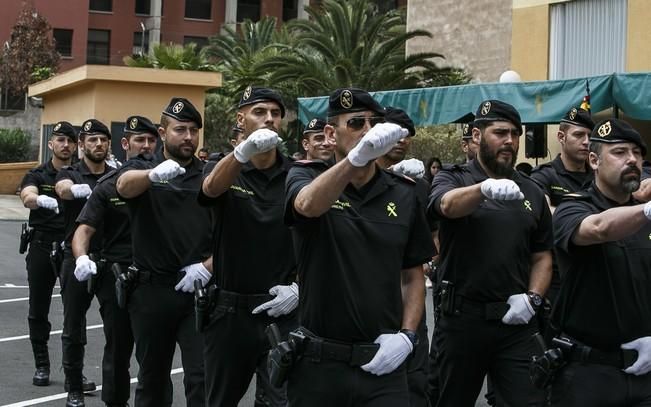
left=64, top=375, right=96, bottom=392
left=32, top=366, right=50, bottom=386
left=66, top=391, right=85, bottom=407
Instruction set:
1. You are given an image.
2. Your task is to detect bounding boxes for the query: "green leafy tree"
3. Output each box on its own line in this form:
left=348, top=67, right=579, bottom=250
left=410, top=125, right=466, bottom=165
left=124, top=42, right=216, bottom=71
left=0, top=1, right=59, bottom=94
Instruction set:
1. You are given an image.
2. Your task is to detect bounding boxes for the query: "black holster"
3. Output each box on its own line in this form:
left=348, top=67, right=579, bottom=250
left=19, top=223, right=34, bottom=254
left=87, top=255, right=106, bottom=294
left=266, top=324, right=303, bottom=388
left=114, top=264, right=137, bottom=309
left=194, top=281, right=215, bottom=333
left=529, top=336, right=574, bottom=389
left=439, top=280, right=456, bottom=316
left=49, top=241, right=63, bottom=277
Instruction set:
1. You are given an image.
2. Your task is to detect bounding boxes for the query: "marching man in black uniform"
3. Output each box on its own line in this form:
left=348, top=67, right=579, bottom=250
left=71, top=116, right=161, bottom=407
left=116, top=98, right=211, bottom=407
left=428, top=100, right=552, bottom=406
left=550, top=119, right=651, bottom=406
left=301, top=117, right=334, bottom=161
left=55, top=119, right=114, bottom=407
left=200, top=86, right=297, bottom=407
left=285, top=88, right=435, bottom=406
left=19, top=121, right=76, bottom=387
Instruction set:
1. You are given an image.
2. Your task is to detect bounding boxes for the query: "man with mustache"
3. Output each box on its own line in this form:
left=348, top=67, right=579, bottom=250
left=19, top=121, right=76, bottom=388
left=199, top=86, right=297, bottom=407
left=428, top=100, right=552, bottom=406
left=55, top=119, right=114, bottom=406
left=549, top=119, right=651, bottom=406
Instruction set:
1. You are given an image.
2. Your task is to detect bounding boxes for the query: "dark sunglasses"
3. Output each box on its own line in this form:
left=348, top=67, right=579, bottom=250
left=345, top=116, right=385, bottom=131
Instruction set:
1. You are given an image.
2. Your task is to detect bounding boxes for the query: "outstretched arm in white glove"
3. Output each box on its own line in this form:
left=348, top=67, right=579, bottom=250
left=74, top=254, right=97, bottom=282
left=234, top=129, right=280, bottom=163
left=480, top=178, right=524, bottom=200
left=360, top=332, right=413, bottom=376
left=36, top=195, right=59, bottom=214
left=391, top=158, right=425, bottom=179
left=251, top=282, right=299, bottom=317
left=148, top=159, right=186, bottom=183
left=348, top=123, right=410, bottom=167
left=70, top=184, right=92, bottom=199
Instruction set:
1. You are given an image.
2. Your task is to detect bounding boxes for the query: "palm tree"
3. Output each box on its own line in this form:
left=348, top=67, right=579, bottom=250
left=123, top=42, right=216, bottom=71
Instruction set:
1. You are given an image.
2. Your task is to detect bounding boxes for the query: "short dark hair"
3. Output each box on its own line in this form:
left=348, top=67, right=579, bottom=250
left=199, top=147, right=209, bottom=154
left=159, top=115, right=170, bottom=129
left=589, top=141, right=604, bottom=155
left=559, top=123, right=571, bottom=133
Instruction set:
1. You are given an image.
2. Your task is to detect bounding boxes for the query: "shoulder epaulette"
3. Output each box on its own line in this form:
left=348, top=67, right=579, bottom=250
left=561, top=192, right=589, bottom=201
left=383, top=169, right=417, bottom=184
left=97, top=169, right=117, bottom=184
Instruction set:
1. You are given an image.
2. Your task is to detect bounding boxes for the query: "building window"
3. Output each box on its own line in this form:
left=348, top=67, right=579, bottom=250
left=133, top=31, right=150, bottom=55
left=0, top=89, right=25, bottom=111
left=185, top=0, right=211, bottom=19
left=53, top=29, right=73, bottom=57
left=135, top=0, right=151, bottom=15
left=183, top=36, right=209, bottom=49
left=283, top=0, right=298, bottom=21
left=371, top=0, right=398, bottom=13
left=87, top=29, right=110, bottom=65
left=89, top=0, right=112, bottom=12
left=237, top=0, right=260, bottom=22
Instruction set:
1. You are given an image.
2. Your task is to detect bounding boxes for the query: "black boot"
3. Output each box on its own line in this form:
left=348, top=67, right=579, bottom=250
left=66, top=391, right=85, bottom=407
left=64, top=375, right=96, bottom=392
left=31, top=342, right=50, bottom=386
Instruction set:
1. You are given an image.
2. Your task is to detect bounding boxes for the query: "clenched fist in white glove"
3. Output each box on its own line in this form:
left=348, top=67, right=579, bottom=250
left=175, top=262, right=211, bottom=293
left=70, top=184, right=92, bottom=199
left=391, top=158, right=425, bottom=179
left=252, top=282, right=299, bottom=317
left=348, top=123, right=410, bottom=167
left=480, top=178, right=524, bottom=200
left=501, top=293, right=535, bottom=325
left=234, top=129, right=280, bottom=163
left=361, top=332, right=413, bottom=376
left=148, top=159, right=186, bottom=183
left=36, top=195, right=59, bottom=214
left=622, top=337, right=651, bottom=375
left=74, top=255, right=97, bottom=282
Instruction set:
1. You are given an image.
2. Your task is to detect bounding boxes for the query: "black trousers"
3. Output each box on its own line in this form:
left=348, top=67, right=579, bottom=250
left=60, top=251, right=94, bottom=391
left=552, top=363, right=651, bottom=406
left=435, top=313, right=544, bottom=407
left=95, top=268, right=134, bottom=405
left=288, top=358, right=409, bottom=407
left=26, top=236, right=60, bottom=364
left=407, top=313, right=430, bottom=407
left=428, top=285, right=441, bottom=405
left=203, top=302, right=296, bottom=407
left=129, top=281, right=204, bottom=407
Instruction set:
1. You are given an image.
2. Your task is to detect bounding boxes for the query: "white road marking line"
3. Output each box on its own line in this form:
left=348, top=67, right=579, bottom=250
left=0, top=368, right=184, bottom=407
left=0, top=294, right=61, bottom=304
left=0, top=324, right=104, bottom=343
left=0, top=285, right=60, bottom=289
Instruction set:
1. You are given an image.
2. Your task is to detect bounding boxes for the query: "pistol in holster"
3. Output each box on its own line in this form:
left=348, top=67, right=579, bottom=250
left=194, top=280, right=214, bottom=333
left=19, top=223, right=34, bottom=254
left=87, top=254, right=105, bottom=294
left=529, top=334, right=573, bottom=389
left=114, top=264, right=137, bottom=309
left=266, top=323, right=305, bottom=388
left=49, top=241, right=63, bottom=277
left=439, top=280, right=457, bottom=316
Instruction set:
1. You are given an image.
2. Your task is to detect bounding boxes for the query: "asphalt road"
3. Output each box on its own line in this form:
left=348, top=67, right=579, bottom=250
left=0, top=219, right=488, bottom=407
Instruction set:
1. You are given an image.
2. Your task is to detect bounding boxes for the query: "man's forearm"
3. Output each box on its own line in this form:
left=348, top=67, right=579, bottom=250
left=573, top=204, right=648, bottom=245
left=528, top=250, right=552, bottom=296
left=116, top=170, right=152, bottom=199
left=438, top=183, right=484, bottom=218
left=55, top=179, right=75, bottom=200
left=400, top=265, right=425, bottom=331
left=20, top=187, right=39, bottom=209
left=201, top=153, right=242, bottom=198
left=72, top=224, right=96, bottom=258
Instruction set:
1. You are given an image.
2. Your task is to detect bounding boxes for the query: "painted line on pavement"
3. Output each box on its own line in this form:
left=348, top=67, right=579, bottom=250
left=0, top=285, right=60, bottom=289
left=0, top=294, right=61, bottom=304
left=0, top=368, right=184, bottom=407
left=0, top=324, right=103, bottom=343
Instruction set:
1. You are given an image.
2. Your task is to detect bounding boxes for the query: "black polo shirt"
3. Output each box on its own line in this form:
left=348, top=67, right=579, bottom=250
left=20, top=160, right=65, bottom=235
left=552, top=183, right=651, bottom=350
left=530, top=155, right=593, bottom=207
left=285, top=162, right=435, bottom=343
left=117, top=155, right=212, bottom=276
left=76, top=169, right=131, bottom=265
left=198, top=152, right=295, bottom=294
left=56, top=160, right=113, bottom=248
left=428, top=159, right=553, bottom=302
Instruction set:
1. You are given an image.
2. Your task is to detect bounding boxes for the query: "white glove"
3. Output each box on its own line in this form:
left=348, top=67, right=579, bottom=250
left=74, top=255, right=97, bottom=282
left=347, top=123, right=410, bottom=167
left=251, top=282, right=299, bottom=317
left=70, top=184, right=92, bottom=199
left=148, top=159, right=186, bottom=183
left=480, top=178, right=524, bottom=200
left=174, top=262, right=211, bottom=293
left=391, top=158, right=425, bottom=179
left=234, top=129, right=280, bottom=163
left=643, top=201, right=651, bottom=220
left=36, top=195, right=59, bottom=214
left=622, top=337, right=651, bottom=375
left=361, top=332, right=413, bottom=376
left=501, top=293, right=535, bottom=325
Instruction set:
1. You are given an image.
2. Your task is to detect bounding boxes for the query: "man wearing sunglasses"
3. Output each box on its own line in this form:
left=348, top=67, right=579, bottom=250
left=285, top=88, right=435, bottom=406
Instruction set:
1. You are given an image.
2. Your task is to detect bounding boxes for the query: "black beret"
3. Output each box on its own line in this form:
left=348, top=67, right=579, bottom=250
left=123, top=115, right=159, bottom=137
left=591, top=119, right=647, bottom=156
left=560, top=107, right=594, bottom=130
left=327, top=88, right=385, bottom=117
left=162, top=97, right=203, bottom=129
left=51, top=121, right=77, bottom=142
left=474, top=100, right=522, bottom=131
left=80, top=119, right=111, bottom=139
left=384, top=107, right=415, bottom=137
left=238, top=85, right=286, bottom=118
left=302, top=117, right=327, bottom=137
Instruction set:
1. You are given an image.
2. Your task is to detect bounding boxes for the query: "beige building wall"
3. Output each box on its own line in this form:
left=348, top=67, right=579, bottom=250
left=511, top=4, right=549, bottom=81
left=627, top=0, right=651, bottom=72
left=406, top=0, right=513, bottom=84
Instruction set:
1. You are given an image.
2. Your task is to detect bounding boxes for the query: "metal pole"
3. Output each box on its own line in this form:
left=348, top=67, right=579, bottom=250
left=139, top=22, right=146, bottom=56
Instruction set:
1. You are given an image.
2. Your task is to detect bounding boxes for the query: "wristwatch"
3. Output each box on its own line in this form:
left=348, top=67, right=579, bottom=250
left=527, top=291, right=543, bottom=311
left=399, top=329, right=419, bottom=347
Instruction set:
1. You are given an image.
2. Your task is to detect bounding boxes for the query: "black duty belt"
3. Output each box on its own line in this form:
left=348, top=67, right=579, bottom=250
left=32, top=230, right=63, bottom=244
left=454, top=296, right=510, bottom=320
left=300, top=331, right=379, bottom=367
left=137, top=270, right=180, bottom=287
left=566, top=342, right=637, bottom=369
left=215, top=289, right=274, bottom=313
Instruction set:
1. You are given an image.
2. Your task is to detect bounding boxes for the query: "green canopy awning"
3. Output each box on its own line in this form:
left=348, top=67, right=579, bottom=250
left=297, top=72, right=651, bottom=125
